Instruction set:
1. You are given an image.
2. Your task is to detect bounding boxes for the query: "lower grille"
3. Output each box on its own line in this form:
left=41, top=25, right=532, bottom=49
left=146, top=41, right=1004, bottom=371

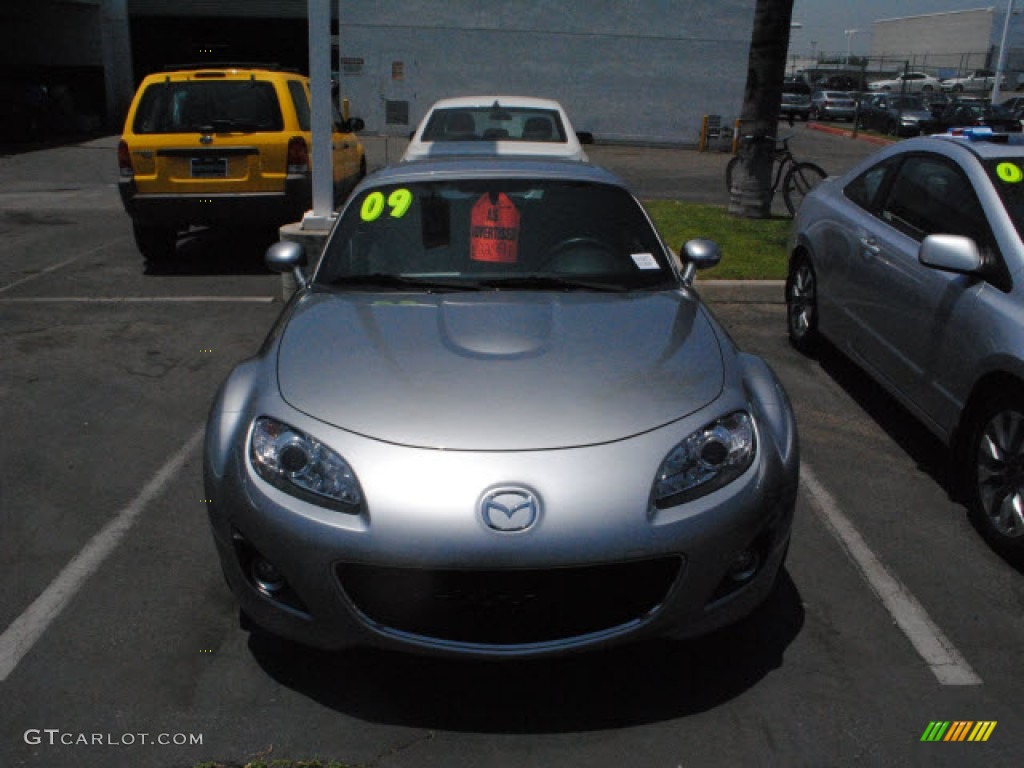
left=337, top=557, right=682, bottom=645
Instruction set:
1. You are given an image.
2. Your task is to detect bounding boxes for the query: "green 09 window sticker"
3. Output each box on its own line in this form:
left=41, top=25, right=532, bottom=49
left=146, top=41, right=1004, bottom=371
left=997, top=162, right=1024, bottom=184
left=360, top=188, right=413, bottom=221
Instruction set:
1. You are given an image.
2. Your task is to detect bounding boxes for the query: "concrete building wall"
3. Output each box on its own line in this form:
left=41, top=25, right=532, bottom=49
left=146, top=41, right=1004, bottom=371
left=871, top=8, right=1024, bottom=74
left=338, top=0, right=756, bottom=146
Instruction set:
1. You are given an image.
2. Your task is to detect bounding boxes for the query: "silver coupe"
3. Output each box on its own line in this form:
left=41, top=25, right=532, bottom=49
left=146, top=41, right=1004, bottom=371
left=204, top=158, right=799, bottom=658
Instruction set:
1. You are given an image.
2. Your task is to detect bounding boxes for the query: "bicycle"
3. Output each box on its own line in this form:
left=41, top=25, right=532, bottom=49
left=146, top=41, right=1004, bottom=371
left=725, top=135, right=827, bottom=215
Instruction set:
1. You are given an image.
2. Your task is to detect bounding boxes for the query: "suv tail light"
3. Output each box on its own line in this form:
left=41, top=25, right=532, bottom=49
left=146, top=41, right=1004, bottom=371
left=287, top=137, right=309, bottom=173
left=117, top=139, right=133, bottom=178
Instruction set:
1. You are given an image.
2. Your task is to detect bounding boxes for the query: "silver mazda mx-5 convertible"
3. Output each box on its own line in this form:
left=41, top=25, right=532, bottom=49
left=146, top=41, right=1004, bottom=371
left=204, top=157, right=799, bottom=658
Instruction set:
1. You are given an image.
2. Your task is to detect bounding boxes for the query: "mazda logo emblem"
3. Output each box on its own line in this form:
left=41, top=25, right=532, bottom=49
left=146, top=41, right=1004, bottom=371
left=481, top=488, right=539, bottom=532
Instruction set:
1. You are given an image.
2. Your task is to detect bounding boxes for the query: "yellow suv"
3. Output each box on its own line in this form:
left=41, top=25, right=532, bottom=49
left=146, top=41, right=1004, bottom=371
left=118, top=65, right=365, bottom=261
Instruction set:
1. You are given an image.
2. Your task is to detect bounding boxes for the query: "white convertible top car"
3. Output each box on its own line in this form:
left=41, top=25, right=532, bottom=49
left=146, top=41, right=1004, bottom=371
left=402, top=95, right=590, bottom=162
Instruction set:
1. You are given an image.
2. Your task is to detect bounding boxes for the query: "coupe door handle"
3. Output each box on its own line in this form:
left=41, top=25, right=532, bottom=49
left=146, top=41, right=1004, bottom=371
left=860, top=237, right=881, bottom=256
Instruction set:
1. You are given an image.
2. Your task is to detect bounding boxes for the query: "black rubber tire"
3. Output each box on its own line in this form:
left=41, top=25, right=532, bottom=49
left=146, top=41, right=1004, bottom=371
left=782, top=162, right=827, bottom=215
left=785, top=254, right=819, bottom=355
left=132, top=221, right=177, bottom=262
left=964, top=389, right=1024, bottom=557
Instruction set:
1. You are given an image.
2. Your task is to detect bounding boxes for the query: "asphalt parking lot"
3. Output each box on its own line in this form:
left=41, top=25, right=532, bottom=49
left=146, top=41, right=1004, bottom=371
left=1, top=126, right=1021, bottom=767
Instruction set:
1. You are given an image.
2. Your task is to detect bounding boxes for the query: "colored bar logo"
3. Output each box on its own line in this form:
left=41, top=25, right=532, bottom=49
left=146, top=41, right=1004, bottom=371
left=921, top=721, right=997, bottom=742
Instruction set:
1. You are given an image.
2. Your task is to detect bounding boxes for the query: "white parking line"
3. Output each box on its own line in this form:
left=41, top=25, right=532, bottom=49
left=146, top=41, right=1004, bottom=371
left=0, top=427, right=203, bottom=682
left=0, top=237, right=127, bottom=295
left=0, top=296, right=276, bottom=304
left=801, top=464, right=982, bottom=686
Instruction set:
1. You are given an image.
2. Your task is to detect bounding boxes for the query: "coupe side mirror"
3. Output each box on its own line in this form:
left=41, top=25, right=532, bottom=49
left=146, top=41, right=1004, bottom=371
left=266, top=240, right=309, bottom=289
left=679, top=238, right=722, bottom=285
left=919, top=234, right=983, bottom=275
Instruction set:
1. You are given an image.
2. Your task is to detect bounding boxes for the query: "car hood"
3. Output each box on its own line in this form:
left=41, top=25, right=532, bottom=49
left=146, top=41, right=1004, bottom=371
left=276, top=291, right=724, bottom=450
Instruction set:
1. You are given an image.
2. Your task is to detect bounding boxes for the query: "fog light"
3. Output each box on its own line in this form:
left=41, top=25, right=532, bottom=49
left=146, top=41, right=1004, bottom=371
left=251, top=557, right=286, bottom=594
left=727, top=548, right=760, bottom=584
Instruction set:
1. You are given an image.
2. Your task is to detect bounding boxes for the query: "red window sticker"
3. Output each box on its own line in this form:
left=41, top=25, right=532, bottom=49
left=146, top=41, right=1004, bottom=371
left=470, top=192, right=520, bottom=263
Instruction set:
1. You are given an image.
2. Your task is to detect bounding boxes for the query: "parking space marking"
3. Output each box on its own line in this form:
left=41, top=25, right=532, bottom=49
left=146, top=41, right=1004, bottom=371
left=0, top=237, right=127, bottom=296
left=0, top=427, right=203, bottom=682
left=801, top=464, right=982, bottom=686
left=0, top=296, right=276, bottom=304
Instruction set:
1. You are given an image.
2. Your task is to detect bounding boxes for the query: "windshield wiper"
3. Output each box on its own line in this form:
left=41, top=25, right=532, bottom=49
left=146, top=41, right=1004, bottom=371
left=327, top=274, right=481, bottom=293
left=479, top=275, right=630, bottom=292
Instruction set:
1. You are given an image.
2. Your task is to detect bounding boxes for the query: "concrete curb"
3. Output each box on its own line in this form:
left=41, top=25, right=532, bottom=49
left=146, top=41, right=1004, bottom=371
left=695, top=279, right=785, bottom=304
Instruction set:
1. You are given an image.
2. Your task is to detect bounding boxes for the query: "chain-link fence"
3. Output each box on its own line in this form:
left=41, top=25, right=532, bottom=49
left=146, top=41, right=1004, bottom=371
left=788, top=48, right=1024, bottom=93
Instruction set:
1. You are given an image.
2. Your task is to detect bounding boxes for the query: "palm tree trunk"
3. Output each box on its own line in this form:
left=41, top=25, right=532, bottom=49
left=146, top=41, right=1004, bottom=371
left=728, top=0, right=796, bottom=218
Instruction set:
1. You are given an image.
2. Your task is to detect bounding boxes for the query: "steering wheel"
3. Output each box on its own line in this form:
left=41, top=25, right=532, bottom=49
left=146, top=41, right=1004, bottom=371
left=538, top=236, right=619, bottom=273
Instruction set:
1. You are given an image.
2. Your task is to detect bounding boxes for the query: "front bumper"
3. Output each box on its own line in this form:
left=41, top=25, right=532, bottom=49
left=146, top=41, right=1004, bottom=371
left=204, top=383, right=798, bottom=658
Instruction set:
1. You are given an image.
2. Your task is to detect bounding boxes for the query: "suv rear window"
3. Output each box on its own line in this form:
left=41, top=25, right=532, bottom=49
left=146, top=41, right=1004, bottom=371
left=132, top=80, right=284, bottom=134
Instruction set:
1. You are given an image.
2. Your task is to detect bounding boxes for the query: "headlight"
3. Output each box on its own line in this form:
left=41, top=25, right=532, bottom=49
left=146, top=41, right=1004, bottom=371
left=250, top=416, right=362, bottom=512
left=653, top=411, right=756, bottom=508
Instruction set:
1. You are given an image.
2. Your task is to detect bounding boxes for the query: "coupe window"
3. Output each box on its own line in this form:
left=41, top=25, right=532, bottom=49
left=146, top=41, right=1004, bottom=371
left=317, top=180, right=675, bottom=291
left=984, top=158, right=1024, bottom=241
left=878, top=155, right=994, bottom=251
left=845, top=162, right=892, bottom=211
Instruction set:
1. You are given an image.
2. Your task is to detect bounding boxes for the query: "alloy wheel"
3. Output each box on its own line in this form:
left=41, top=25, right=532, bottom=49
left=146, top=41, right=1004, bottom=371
left=974, top=409, right=1024, bottom=540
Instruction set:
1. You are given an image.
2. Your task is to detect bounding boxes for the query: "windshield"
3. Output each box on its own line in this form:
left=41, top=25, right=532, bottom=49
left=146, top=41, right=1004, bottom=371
left=984, top=157, right=1024, bottom=241
left=421, top=106, right=568, bottom=143
left=317, top=179, right=676, bottom=291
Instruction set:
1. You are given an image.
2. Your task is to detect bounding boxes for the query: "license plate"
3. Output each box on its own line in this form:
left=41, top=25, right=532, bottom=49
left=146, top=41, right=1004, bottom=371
left=190, top=157, right=227, bottom=178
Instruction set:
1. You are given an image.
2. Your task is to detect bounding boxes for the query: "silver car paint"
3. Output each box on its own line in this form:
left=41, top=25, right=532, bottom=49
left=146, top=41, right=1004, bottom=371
left=277, top=290, right=723, bottom=450
left=791, top=136, right=1024, bottom=443
left=206, top=159, right=799, bottom=657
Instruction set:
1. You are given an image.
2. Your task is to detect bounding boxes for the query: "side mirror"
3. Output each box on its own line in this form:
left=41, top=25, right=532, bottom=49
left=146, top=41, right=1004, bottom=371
left=919, top=234, right=982, bottom=275
left=576, top=131, right=594, bottom=145
left=266, top=240, right=309, bottom=289
left=679, top=238, right=722, bottom=285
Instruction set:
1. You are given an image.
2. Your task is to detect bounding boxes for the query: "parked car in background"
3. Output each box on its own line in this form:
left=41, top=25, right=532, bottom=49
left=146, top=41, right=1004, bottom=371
left=786, top=131, right=1024, bottom=558
left=815, top=75, right=864, bottom=92
left=118, top=65, right=366, bottom=262
left=941, top=69, right=1005, bottom=93
left=868, top=72, right=942, bottom=93
left=403, top=96, right=590, bottom=162
left=857, top=93, right=936, bottom=136
left=780, top=78, right=812, bottom=122
left=933, top=97, right=1022, bottom=134
left=207, top=156, right=799, bottom=656
left=998, top=96, right=1024, bottom=113
left=809, top=90, right=857, bottom=122
left=921, top=91, right=951, bottom=119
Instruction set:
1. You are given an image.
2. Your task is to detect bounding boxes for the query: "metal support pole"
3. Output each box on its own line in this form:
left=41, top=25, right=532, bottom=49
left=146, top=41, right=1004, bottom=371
left=302, top=0, right=335, bottom=231
left=993, top=0, right=1015, bottom=103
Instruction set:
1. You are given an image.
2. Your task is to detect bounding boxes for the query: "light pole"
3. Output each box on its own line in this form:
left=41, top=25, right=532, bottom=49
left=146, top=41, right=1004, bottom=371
left=844, top=28, right=859, bottom=65
left=993, top=0, right=1016, bottom=103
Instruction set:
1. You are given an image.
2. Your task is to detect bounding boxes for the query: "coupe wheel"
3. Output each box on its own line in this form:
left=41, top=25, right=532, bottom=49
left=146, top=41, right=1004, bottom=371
left=966, top=391, right=1024, bottom=554
left=786, top=254, right=819, bottom=354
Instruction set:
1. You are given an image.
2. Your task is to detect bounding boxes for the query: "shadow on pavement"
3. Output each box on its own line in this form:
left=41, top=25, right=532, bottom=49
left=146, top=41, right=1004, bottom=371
left=247, top=570, right=804, bottom=733
left=142, top=226, right=279, bottom=277
left=814, top=341, right=1024, bottom=574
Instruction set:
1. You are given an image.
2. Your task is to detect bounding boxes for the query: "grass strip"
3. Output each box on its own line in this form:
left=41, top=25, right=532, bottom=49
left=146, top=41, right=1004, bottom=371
left=644, top=200, right=791, bottom=280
